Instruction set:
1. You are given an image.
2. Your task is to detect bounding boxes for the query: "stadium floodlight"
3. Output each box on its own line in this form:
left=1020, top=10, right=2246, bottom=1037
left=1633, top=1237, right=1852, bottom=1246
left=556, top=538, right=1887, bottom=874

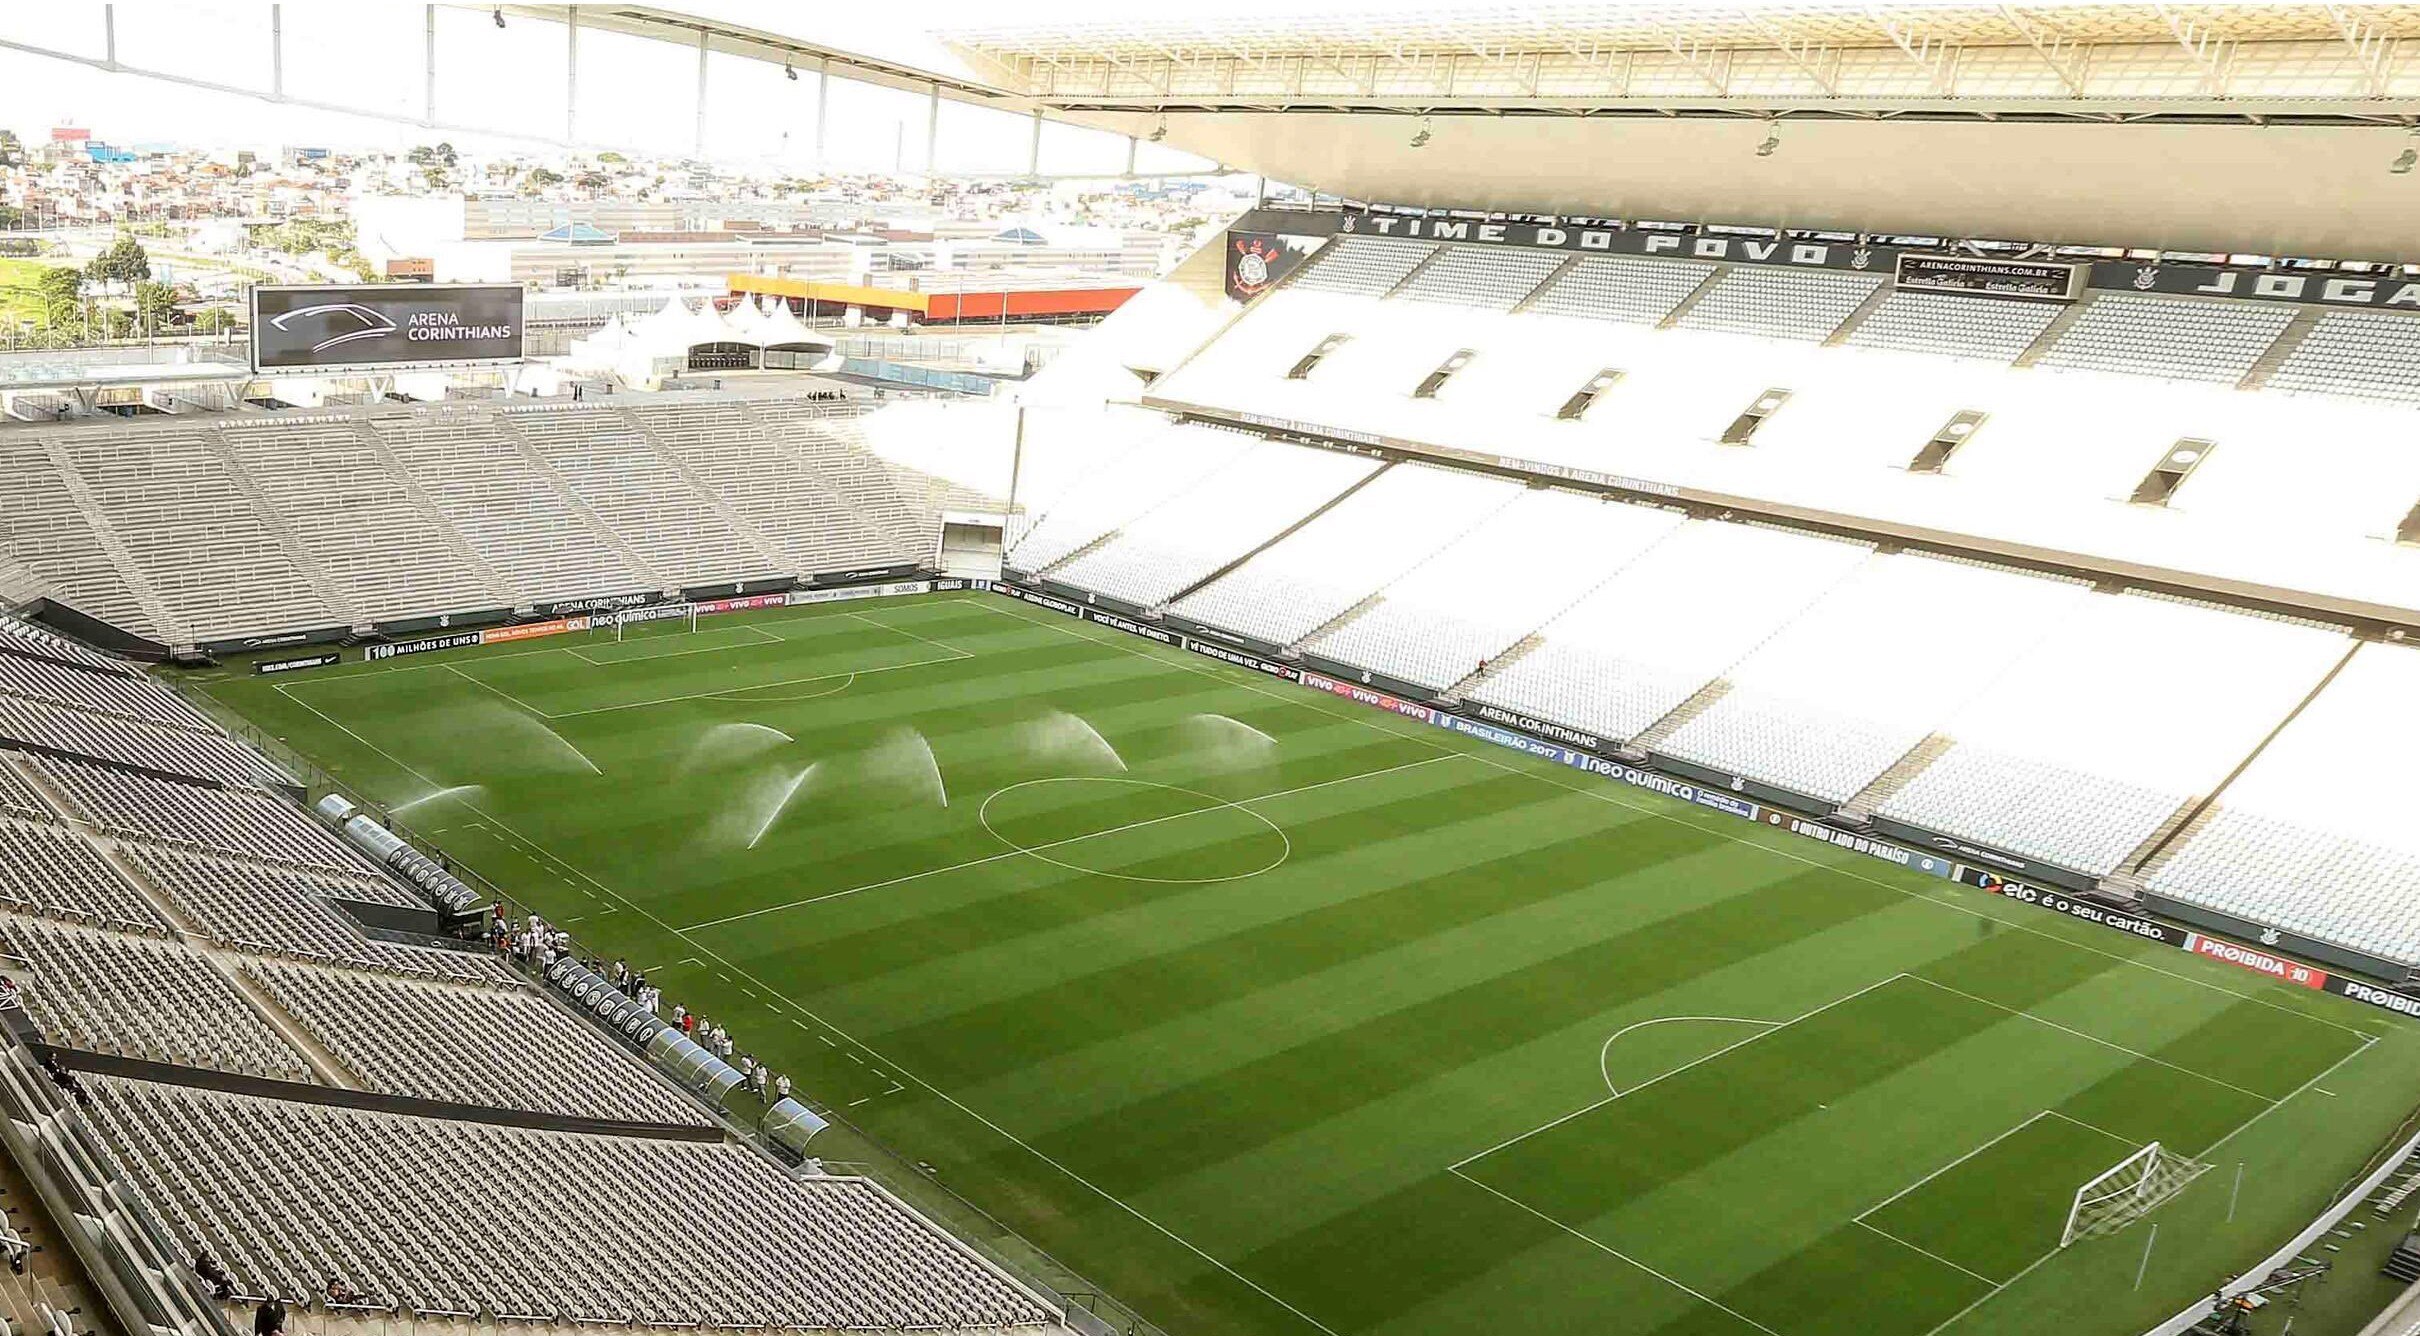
left=492, top=6, right=506, bottom=27
left=1410, top=117, right=1432, bottom=149
left=2394, top=147, right=2417, bottom=176
left=784, top=60, right=798, bottom=81
left=1148, top=116, right=1167, bottom=143
left=2061, top=1142, right=2211, bottom=1247
left=1756, top=132, right=1780, bottom=158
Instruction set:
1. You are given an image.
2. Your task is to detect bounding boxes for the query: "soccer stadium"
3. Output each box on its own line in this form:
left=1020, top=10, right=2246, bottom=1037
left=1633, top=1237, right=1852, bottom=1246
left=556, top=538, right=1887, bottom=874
left=7, top=6, right=2420, bottom=1336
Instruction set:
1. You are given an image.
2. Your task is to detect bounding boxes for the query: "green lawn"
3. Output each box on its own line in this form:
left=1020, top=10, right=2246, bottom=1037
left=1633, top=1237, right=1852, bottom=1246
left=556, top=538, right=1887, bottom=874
left=0, top=257, right=61, bottom=327
left=199, top=591, right=2420, bottom=1336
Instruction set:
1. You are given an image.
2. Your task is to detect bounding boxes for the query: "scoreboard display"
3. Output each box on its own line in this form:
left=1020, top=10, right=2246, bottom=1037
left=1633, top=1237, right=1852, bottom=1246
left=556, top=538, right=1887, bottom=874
left=1894, top=254, right=2086, bottom=302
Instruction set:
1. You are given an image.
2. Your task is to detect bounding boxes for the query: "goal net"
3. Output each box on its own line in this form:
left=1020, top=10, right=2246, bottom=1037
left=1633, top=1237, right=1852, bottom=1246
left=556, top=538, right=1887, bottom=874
left=600, top=602, right=698, bottom=642
left=2061, top=1141, right=2210, bottom=1246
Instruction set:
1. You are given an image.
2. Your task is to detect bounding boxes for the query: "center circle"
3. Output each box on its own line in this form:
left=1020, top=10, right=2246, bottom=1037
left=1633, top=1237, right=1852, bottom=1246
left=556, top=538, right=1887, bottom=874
left=977, top=777, right=1291, bottom=883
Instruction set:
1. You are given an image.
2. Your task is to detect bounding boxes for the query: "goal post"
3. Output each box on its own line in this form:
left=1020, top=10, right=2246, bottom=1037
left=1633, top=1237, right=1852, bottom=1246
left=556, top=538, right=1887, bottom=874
left=604, top=602, right=699, bottom=643
left=2061, top=1142, right=2211, bottom=1247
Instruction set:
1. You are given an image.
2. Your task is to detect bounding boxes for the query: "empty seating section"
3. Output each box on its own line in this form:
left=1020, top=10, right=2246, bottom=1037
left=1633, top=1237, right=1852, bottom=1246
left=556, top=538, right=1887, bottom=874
left=1308, top=491, right=1689, bottom=690
left=220, top=420, right=496, bottom=622
left=0, top=695, right=269, bottom=786
left=1678, top=267, right=1882, bottom=341
left=1656, top=556, right=2095, bottom=803
left=2266, top=310, right=2420, bottom=401
left=1049, top=443, right=1385, bottom=607
left=1007, top=423, right=1260, bottom=571
left=25, top=755, right=371, bottom=875
left=0, top=652, right=212, bottom=733
left=1470, top=521, right=1874, bottom=743
left=505, top=408, right=768, bottom=587
left=0, top=761, right=44, bottom=822
left=2148, top=643, right=2420, bottom=962
left=84, top=1077, right=1058, bottom=1329
left=1876, top=595, right=2348, bottom=876
left=1, top=915, right=308, bottom=1081
left=0, top=441, right=156, bottom=639
left=1393, top=246, right=1566, bottom=310
left=627, top=402, right=907, bottom=575
left=1526, top=253, right=1716, bottom=325
left=1289, top=237, right=1437, bottom=296
left=55, top=432, right=335, bottom=641
left=245, top=962, right=708, bottom=1126
left=2037, top=293, right=2295, bottom=382
left=1845, top=291, right=2062, bottom=362
left=0, top=819, right=167, bottom=935
left=123, top=844, right=510, bottom=984
left=373, top=413, right=647, bottom=603
left=750, top=399, right=938, bottom=558
left=0, top=614, right=136, bottom=677
left=1170, top=464, right=1524, bottom=644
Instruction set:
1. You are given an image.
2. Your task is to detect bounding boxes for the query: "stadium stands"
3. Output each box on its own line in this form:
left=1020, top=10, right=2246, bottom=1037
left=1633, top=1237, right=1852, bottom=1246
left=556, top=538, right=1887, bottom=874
left=0, top=695, right=268, bottom=785
left=1525, top=253, right=1715, bottom=325
left=1287, top=236, right=1436, bottom=296
left=1047, top=441, right=1383, bottom=607
left=0, top=914, right=310, bottom=1081
left=83, top=1076, right=1058, bottom=1329
left=27, top=755, right=370, bottom=873
left=0, top=394, right=937, bottom=651
left=1654, top=554, right=2097, bottom=804
left=1844, top=290, right=2063, bottom=362
left=2266, top=310, right=2420, bottom=402
left=1006, top=422, right=1262, bottom=572
left=1169, top=462, right=1524, bottom=644
left=2034, top=292, right=2296, bottom=383
left=0, top=649, right=216, bottom=732
left=245, top=961, right=710, bottom=1125
left=1305, top=489, right=1688, bottom=691
left=1469, top=520, right=1875, bottom=744
left=1874, top=595, right=2349, bottom=877
left=2147, top=641, right=2420, bottom=963
left=1675, top=266, right=1883, bottom=341
left=0, top=817, right=169, bottom=936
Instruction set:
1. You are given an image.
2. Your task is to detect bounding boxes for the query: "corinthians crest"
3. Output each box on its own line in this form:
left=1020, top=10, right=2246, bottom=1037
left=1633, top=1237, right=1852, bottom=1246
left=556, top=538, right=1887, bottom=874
left=2133, top=264, right=2161, bottom=290
left=1231, top=236, right=1282, bottom=296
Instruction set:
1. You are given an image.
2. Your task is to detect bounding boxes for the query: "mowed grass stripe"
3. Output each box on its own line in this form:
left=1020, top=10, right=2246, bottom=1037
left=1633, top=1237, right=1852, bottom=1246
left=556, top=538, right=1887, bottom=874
left=857, top=790, right=1704, bottom=1085
left=1018, top=866, right=1911, bottom=1197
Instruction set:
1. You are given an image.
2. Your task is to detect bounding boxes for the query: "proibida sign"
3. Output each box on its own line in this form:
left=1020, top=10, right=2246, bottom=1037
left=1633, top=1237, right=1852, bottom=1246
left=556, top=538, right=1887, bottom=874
left=251, top=284, right=524, bottom=371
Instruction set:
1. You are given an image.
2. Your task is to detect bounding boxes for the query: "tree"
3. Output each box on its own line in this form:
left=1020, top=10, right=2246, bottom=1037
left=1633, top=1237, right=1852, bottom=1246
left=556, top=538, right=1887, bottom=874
left=574, top=170, right=609, bottom=193
left=34, top=267, right=82, bottom=328
left=526, top=167, right=564, bottom=189
left=0, top=204, right=20, bottom=230
left=132, top=280, right=177, bottom=332
left=193, top=308, right=238, bottom=335
left=596, top=149, right=625, bottom=164
left=84, top=235, right=151, bottom=289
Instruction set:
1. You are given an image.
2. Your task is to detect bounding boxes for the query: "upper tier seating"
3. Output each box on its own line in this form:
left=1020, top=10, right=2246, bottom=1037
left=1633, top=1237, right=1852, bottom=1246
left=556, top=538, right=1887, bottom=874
left=0, top=761, right=44, bottom=822
left=1393, top=246, right=1567, bottom=310
left=0, top=914, right=309, bottom=1081
left=1876, top=594, right=2348, bottom=876
left=245, top=961, right=709, bottom=1125
left=1844, top=291, right=2062, bottom=362
left=2147, top=642, right=2420, bottom=963
left=1470, top=520, right=1875, bottom=743
left=1169, top=463, right=1525, bottom=645
left=1525, top=253, right=1716, bottom=325
left=2036, top=293, right=2295, bottom=383
left=1655, top=555, right=2096, bottom=803
left=0, top=695, right=271, bottom=786
left=1048, top=442, right=1384, bottom=607
left=1289, top=237, right=1437, bottom=296
left=26, top=755, right=373, bottom=875
left=0, top=818, right=168, bottom=935
left=750, top=399, right=941, bottom=559
left=1304, top=490, right=1691, bottom=691
left=85, top=1076, right=1058, bottom=1330
left=219, top=418, right=497, bottom=623
left=2264, top=310, right=2420, bottom=402
left=1676, top=267, right=1883, bottom=341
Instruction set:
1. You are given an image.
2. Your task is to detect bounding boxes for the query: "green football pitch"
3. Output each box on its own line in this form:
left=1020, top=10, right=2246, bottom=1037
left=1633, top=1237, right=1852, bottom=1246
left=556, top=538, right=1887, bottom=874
left=199, top=591, right=2420, bottom=1336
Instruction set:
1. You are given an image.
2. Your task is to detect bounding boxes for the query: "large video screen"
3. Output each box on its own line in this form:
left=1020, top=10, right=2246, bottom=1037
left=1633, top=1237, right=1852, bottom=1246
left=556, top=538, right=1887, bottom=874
left=250, top=284, right=524, bottom=370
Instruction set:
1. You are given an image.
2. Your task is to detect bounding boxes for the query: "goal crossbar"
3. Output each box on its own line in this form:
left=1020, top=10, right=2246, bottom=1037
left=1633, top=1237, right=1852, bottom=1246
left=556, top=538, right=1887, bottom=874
left=2061, top=1141, right=2211, bottom=1247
